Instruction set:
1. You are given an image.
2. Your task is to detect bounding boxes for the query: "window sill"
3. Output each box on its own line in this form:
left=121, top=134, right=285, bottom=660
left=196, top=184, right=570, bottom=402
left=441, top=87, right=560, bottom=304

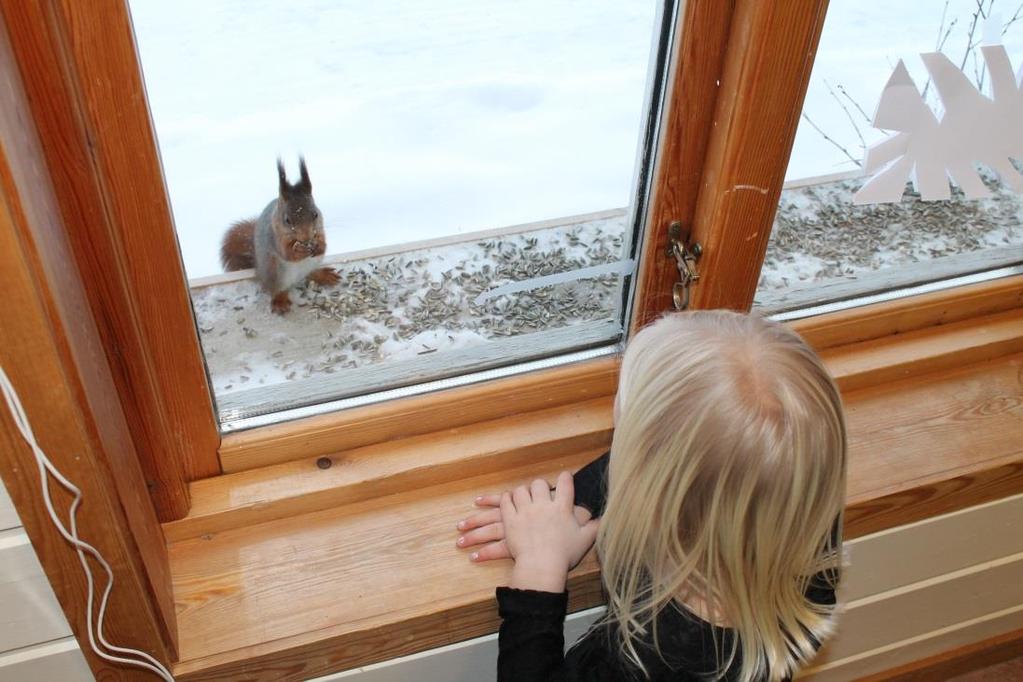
left=166, top=309, right=1023, bottom=681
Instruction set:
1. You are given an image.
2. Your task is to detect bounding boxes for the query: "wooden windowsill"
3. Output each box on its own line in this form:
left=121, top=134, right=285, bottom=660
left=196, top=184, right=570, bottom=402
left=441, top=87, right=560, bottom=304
left=166, top=303, right=1023, bottom=680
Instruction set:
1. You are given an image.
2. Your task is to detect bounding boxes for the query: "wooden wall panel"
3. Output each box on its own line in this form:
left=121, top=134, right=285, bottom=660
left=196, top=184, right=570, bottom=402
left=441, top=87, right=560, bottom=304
left=842, top=493, right=1023, bottom=601
left=804, top=607, right=1023, bottom=681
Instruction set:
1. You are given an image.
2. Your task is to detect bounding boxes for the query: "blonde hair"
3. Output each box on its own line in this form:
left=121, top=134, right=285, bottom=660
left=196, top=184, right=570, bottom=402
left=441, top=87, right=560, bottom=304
left=598, top=311, right=846, bottom=681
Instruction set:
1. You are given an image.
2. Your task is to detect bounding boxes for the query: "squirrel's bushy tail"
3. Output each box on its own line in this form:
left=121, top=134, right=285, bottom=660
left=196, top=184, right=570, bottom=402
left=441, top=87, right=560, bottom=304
left=221, top=219, right=257, bottom=271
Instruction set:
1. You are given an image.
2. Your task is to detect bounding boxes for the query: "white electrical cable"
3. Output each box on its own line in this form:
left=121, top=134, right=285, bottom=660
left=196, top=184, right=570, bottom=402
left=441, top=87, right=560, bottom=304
left=0, top=366, right=175, bottom=681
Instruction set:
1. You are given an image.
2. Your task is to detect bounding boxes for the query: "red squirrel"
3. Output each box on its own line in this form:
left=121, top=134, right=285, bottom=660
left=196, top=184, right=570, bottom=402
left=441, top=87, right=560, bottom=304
left=220, top=157, right=340, bottom=314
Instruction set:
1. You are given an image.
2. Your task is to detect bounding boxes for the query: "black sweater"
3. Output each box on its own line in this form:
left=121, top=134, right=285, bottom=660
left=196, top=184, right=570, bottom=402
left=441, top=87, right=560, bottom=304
left=495, top=453, right=837, bottom=681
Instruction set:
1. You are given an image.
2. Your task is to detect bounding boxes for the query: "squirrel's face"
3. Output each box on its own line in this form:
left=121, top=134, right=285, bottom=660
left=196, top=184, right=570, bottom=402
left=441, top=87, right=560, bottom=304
left=278, top=194, right=325, bottom=261
left=275, top=157, right=326, bottom=261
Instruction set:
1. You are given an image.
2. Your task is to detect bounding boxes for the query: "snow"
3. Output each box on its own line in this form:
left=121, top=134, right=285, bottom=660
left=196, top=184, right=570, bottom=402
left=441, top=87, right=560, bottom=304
left=128, top=0, right=658, bottom=279
left=127, top=0, right=1023, bottom=280
left=192, top=215, right=625, bottom=398
left=128, top=1, right=1023, bottom=417
left=792, top=1, right=1023, bottom=180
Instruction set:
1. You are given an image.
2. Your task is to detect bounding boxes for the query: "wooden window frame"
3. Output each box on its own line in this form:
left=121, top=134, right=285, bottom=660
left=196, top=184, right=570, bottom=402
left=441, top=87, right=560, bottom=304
left=1, top=0, right=1022, bottom=679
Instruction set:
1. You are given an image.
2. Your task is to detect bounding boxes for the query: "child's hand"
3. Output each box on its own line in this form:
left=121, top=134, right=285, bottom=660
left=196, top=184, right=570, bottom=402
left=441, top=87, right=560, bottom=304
left=457, top=489, right=594, bottom=563
left=501, top=471, right=599, bottom=593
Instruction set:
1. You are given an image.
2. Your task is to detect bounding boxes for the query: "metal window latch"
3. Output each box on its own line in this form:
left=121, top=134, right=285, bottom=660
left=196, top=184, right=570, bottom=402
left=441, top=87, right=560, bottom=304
left=666, top=221, right=702, bottom=310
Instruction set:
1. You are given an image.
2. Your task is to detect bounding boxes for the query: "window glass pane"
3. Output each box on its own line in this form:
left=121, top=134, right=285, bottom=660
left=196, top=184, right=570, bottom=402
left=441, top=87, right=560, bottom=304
left=757, top=1, right=1023, bottom=315
left=129, top=1, right=666, bottom=426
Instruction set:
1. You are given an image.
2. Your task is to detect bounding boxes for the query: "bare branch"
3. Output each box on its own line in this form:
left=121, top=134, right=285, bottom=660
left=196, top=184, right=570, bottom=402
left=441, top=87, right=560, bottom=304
left=824, top=79, right=867, bottom=153
left=935, top=0, right=951, bottom=50
left=800, top=112, right=863, bottom=168
left=1003, top=1, right=1023, bottom=34
left=837, top=84, right=872, bottom=124
left=973, top=47, right=987, bottom=93
left=958, top=1, right=985, bottom=73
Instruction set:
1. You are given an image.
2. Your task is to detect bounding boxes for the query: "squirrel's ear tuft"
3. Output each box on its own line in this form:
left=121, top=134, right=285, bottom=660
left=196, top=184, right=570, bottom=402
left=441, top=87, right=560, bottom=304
left=298, top=156, right=312, bottom=193
left=277, top=157, right=289, bottom=195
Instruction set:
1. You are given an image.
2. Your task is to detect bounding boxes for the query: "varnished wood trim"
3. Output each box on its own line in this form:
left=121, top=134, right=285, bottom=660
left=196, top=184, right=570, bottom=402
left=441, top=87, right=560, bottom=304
left=220, top=355, right=619, bottom=473
left=861, top=626, right=1023, bottom=681
left=0, top=0, right=220, bottom=521
left=171, top=398, right=612, bottom=542
left=792, top=275, right=1023, bottom=351
left=165, top=351, right=1023, bottom=680
left=687, top=0, right=829, bottom=312
left=0, top=17, right=175, bottom=670
left=843, top=354, right=1023, bottom=538
left=823, top=308, right=1023, bottom=393
left=631, top=0, right=735, bottom=328
left=169, top=451, right=608, bottom=681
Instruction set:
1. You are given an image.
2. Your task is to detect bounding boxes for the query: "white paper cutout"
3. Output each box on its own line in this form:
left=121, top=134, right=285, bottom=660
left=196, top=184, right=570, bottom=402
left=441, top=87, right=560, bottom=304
left=853, top=44, right=1023, bottom=205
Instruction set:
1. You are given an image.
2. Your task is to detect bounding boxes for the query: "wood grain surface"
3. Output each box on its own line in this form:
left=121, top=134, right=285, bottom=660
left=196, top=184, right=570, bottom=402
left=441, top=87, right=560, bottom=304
left=631, top=0, right=736, bottom=328
left=792, top=275, right=1023, bottom=350
left=170, top=450, right=608, bottom=680
left=844, top=354, right=1023, bottom=536
left=221, top=355, right=619, bottom=473
left=167, top=350, right=1023, bottom=680
left=0, top=15, right=176, bottom=669
left=860, top=626, right=1023, bottom=681
left=169, top=398, right=613, bottom=542
left=822, top=308, right=1023, bottom=393
left=0, top=0, right=220, bottom=521
left=687, top=0, right=829, bottom=311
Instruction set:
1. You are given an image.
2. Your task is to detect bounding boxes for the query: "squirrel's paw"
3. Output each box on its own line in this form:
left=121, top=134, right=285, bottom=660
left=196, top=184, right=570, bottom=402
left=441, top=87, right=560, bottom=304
left=271, top=292, right=292, bottom=315
left=309, top=267, right=342, bottom=287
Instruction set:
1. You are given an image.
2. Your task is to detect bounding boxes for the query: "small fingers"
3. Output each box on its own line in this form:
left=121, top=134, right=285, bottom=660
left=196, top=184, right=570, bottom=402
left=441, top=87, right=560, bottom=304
left=457, top=507, right=501, bottom=532
left=529, top=478, right=551, bottom=502
left=554, top=471, right=574, bottom=510
left=456, top=522, right=505, bottom=549
left=573, top=505, right=593, bottom=525
left=469, top=540, right=510, bottom=563
left=511, top=484, right=532, bottom=509
left=500, top=490, right=516, bottom=518
left=474, top=493, right=502, bottom=508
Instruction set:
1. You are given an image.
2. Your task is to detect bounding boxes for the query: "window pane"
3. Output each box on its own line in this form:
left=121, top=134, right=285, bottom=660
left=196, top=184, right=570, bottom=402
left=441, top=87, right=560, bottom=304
left=757, top=1, right=1023, bottom=315
left=129, top=1, right=666, bottom=426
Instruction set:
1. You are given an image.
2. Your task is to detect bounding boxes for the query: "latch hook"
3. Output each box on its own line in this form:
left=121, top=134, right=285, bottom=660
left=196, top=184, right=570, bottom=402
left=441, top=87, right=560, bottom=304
left=666, top=221, right=702, bottom=310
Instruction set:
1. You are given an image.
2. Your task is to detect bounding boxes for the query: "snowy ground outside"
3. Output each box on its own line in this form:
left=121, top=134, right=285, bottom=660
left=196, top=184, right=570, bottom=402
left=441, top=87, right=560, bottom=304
left=193, top=213, right=625, bottom=404
left=196, top=173, right=1023, bottom=417
left=129, top=0, right=1023, bottom=418
left=130, top=0, right=1023, bottom=281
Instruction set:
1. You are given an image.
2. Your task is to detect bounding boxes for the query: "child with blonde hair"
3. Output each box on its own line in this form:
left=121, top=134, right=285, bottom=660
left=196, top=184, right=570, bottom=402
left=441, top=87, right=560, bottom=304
left=457, top=311, right=847, bottom=681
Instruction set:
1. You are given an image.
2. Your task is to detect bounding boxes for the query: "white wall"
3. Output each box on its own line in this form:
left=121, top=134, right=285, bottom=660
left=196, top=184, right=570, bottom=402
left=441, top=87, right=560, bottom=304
left=0, top=481, right=93, bottom=681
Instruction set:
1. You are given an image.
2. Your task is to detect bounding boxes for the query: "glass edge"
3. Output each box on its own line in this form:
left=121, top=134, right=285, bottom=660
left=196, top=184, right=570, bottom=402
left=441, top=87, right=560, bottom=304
left=220, top=343, right=622, bottom=433
left=767, top=263, right=1023, bottom=323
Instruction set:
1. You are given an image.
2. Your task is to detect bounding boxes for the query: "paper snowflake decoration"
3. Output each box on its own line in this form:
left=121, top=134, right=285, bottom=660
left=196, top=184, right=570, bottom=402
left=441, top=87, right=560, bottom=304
left=853, top=44, right=1023, bottom=204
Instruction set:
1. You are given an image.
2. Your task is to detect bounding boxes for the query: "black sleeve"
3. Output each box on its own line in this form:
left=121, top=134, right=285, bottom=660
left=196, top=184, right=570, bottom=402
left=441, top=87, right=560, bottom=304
left=496, top=587, right=568, bottom=681
left=573, top=452, right=609, bottom=518
left=806, top=515, right=843, bottom=609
